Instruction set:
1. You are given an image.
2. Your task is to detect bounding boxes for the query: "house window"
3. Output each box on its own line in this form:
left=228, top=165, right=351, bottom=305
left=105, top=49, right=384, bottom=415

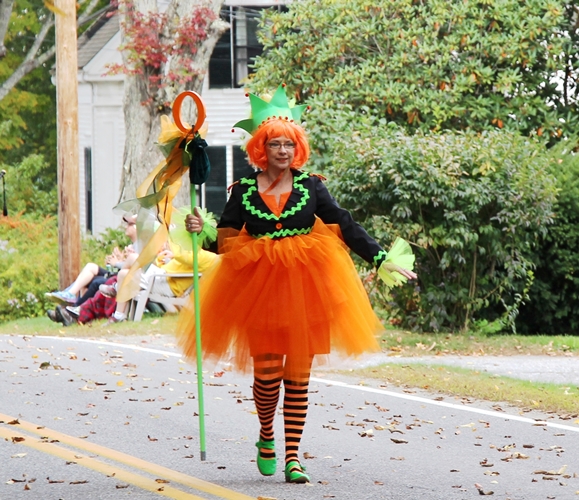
left=204, top=146, right=254, bottom=218
left=209, top=6, right=273, bottom=89
left=233, top=146, right=254, bottom=180
left=204, top=147, right=228, bottom=217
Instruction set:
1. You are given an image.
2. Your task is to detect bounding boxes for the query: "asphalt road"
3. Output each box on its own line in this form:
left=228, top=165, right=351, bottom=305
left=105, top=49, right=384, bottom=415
left=1, top=334, right=579, bottom=500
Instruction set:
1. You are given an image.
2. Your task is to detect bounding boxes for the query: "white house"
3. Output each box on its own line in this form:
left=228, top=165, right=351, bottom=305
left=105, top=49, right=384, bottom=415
left=76, top=1, right=285, bottom=235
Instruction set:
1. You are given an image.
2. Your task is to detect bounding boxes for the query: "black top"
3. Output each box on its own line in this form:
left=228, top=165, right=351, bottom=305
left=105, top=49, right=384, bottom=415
left=216, top=169, right=387, bottom=267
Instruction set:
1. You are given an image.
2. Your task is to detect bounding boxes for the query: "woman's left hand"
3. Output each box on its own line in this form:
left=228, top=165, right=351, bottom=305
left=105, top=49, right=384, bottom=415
left=383, top=263, right=417, bottom=280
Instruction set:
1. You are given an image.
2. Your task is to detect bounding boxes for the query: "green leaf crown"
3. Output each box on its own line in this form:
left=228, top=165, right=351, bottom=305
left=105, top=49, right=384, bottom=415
left=233, top=84, right=308, bottom=135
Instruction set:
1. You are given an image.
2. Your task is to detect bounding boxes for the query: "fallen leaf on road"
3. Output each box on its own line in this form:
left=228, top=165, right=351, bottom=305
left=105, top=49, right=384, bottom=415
left=533, top=465, right=567, bottom=476
left=391, top=438, right=408, bottom=444
left=474, top=483, right=494, bottom=495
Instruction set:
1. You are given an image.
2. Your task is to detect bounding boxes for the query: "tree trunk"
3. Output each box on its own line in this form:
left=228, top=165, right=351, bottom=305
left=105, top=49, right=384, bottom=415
left=118, top=0, right=228, bottom=207
left=118, top=75, right=163, bottom=204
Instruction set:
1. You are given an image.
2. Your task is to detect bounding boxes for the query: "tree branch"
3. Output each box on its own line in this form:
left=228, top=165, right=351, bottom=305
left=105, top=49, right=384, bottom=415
left=0, top=0, right=15, bottom=58
left=0, top=0, right=103, bottom=102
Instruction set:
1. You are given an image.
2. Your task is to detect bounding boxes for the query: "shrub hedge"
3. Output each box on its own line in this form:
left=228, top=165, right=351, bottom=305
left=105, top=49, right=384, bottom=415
left=324, top=121, right=558, bottom=332
left=516, top=140, right=579, bottom=334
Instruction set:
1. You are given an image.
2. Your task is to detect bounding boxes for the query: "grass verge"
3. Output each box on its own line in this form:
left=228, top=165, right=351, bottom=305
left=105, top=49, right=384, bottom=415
left=354, top=363, right=579, bottom=417
left=0, top=314, right=180, bottom=337
left=379, top=329, right=579, bottom=356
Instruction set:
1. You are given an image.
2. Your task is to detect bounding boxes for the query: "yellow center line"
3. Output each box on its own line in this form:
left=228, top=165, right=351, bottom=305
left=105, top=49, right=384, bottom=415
left=0, top=426, right=205, bottom=499
left=0, top=413, right=256, bottom=500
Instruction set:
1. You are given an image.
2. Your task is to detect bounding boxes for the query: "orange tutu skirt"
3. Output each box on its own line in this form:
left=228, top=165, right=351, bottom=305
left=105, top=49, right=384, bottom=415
left=176, top=219, right=384, bottom=374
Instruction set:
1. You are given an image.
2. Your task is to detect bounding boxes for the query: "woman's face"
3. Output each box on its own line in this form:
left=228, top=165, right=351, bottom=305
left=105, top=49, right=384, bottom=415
left=265, top=135, right=295, bottom=171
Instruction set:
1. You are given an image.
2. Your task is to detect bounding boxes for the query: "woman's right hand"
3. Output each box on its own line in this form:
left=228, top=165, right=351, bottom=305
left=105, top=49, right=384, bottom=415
left=185, top=207, right=204, bottom=234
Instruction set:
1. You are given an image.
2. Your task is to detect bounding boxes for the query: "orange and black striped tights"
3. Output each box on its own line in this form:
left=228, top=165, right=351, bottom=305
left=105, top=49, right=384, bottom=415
left=253, top=353, right=312, bottom=467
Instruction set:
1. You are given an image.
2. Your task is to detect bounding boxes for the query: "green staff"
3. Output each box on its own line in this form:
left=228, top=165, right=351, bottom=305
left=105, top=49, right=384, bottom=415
left=173, top=91, right=211, bottom=461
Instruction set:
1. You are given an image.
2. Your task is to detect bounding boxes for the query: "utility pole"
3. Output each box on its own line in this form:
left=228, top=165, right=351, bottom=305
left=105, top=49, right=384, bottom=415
left=55, top=0, right=81, bottom=289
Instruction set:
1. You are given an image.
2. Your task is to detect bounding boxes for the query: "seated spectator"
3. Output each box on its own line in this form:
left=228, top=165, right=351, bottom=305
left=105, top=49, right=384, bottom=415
left=45, top=214, right=138, bottom=307
left=46, top=243, right=217, bottom=326
left=101, top=242, right=218, bottom=323
left=47, top=276, right=118, bottom=326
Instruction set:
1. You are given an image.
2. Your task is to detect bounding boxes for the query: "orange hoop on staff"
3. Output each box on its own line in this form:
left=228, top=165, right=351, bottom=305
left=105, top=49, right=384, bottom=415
left=172, top=91, right=206, bottom=134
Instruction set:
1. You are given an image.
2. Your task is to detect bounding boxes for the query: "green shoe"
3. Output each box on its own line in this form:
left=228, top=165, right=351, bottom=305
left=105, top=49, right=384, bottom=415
left=255, top=439, right=276, bottom=476
left=284, top=460, right=310, bottom=483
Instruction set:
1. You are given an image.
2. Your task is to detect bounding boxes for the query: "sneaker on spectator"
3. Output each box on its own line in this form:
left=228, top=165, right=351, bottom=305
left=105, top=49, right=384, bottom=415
left=66, top=306, right=81, bottom=317
left=99, top=284, right=117, bottom=298
left=46, top=290, right=76, bottom=305
left=55, top=305, right=75, bottom=327
left=106, top=312, right=126, bottom=324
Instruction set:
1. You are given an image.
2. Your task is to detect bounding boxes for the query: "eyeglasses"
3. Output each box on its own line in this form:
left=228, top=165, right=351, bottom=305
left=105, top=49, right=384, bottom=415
left=267, top=142, right=295, bottom=150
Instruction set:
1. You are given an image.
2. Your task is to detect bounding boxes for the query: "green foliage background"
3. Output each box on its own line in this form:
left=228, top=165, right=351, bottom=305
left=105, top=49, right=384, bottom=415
left=327, top=124, right=557, bottom=332
left=245, top=0, right=578, bottom=332
left=251, top=0, right=577, bottom=144
left=516, top=139, right=579, bottom=334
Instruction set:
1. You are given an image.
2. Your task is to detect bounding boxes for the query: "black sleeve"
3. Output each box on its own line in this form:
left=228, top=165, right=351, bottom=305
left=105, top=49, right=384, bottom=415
left=314, top=177, right=387, bottom=266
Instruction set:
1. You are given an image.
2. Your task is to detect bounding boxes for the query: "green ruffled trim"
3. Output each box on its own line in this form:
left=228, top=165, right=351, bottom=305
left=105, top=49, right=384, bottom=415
left=198, top=210, right=218, bottom=248
left=240, top=171, right=310, bottom=221
left=377, top=238, right=416, bottom=289
left=373, top=250, right=388, bottom=267
left=169, top=207, right=217, bottom=250
left=254, top=226, right=313, bottom=239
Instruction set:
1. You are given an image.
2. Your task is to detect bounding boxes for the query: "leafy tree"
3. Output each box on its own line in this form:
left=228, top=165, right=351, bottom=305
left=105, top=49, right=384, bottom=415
left=0, top=0, right=104, bottom=215
left=0, top=0, right=102, bottom=102
left=250, top=0, right=577, bottom=146
left=111, top=0, right=228, bottom=203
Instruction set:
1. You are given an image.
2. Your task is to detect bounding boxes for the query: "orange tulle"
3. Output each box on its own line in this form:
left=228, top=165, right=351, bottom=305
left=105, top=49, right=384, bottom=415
left=176, top=219, right=384, bottom=375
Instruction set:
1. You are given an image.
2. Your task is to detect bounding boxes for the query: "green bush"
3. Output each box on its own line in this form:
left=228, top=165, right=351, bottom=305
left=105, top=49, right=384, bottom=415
left=1, top=154, right=57, bottom=216
left=0, top=215, right=129, bottom=322
left=516, top=140, right=579, bottom=334
left=0, top=216, right=59, bottom=320
left=325, top=121, right=558, bottom=332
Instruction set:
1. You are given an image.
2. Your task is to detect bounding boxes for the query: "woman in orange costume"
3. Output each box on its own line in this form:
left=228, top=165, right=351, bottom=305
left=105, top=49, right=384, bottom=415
left=178, top=85, right=416, bottom=483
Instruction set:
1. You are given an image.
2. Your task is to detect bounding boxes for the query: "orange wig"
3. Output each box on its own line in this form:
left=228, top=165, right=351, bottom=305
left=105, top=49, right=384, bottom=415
left=245, top=119, right=310, bottom=170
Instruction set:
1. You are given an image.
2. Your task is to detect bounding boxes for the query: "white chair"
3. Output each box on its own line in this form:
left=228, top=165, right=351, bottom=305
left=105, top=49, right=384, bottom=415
left=129, top=272, right=197, bottom=321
